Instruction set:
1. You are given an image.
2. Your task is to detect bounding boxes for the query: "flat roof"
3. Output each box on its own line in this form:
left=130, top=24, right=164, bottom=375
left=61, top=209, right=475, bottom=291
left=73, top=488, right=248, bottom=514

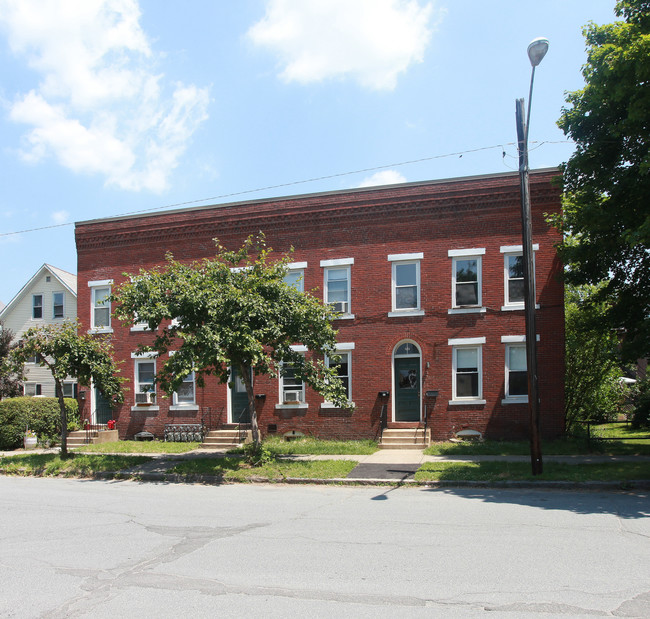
left=76, top=167, right=559, bottom=228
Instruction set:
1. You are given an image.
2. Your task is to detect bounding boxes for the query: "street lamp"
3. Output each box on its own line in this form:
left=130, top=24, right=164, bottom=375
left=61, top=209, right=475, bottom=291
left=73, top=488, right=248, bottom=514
left=516, top=37, right=548, bottom=476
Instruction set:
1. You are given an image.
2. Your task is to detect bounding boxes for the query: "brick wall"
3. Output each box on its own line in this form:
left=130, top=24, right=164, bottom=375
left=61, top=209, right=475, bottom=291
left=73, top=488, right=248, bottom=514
left=76, top=169, right=565, bottom=441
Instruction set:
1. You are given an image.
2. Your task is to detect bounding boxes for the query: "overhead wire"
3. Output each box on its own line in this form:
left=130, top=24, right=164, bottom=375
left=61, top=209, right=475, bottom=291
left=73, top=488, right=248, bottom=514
left=0, top=139, right=571, bottom=238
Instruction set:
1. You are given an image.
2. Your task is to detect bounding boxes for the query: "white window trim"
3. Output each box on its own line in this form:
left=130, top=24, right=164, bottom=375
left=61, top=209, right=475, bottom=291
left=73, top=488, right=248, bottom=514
left=321, top=343, right=355, bottom=409
left=449, top=249, right=484, bottom=312
left=23, top=382, right=43, bottom=397
left=287, top=261, right=308, bottom=270
left=89, top=283, right=113, bottom=334
left=52, top=291, right=65, bottom=319
left=320, top=258, right=354, bottom=267
left=131, top=355, right=159, bottom=411
left=322, top=262, right=354, bottom=319
left=387, top=252, right=423, bottom=262
left=389, top=258, right=423, bottom=316
left=32, top=294, right=43, bottom=321
left=503, top=343, right=528, bottom=405
left=276, top=357, right=308, bottom=409
left=449, top=339, right=485, bottom=405
left=501, top=245, right=539, bottom=311
left=168, top=350, right=198, bottom=410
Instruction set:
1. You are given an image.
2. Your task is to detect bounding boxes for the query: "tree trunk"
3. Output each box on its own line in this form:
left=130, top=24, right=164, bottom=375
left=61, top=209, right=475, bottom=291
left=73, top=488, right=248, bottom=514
left=239, top=363, right=260, bottom=446
left=55, top=379, right=69, bottom=459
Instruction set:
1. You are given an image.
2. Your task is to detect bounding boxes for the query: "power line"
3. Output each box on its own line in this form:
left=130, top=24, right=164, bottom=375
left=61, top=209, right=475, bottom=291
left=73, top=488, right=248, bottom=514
left=0, top=140, right=571, bottom=238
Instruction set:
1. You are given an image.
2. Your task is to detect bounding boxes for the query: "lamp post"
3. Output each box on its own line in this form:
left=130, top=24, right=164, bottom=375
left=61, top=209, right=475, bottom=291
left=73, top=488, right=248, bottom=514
left=516, top=37, right=548, bottom=476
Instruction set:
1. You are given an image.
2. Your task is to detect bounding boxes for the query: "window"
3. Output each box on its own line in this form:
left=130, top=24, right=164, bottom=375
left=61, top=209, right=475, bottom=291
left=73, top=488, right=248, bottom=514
left=53, top=292, right=64, bottom=319
left=448, top=249, right=485, bottom=313
left=284, top=262, right=307, bottom=292
left=57, top=383, right=78, bottom=399
left=279, top=363, right=305, bottom=404
left=321, top=258, right=353, bottom=317
left=323, top=343, right=354, bottom=407
left=449, top=337, right=485, bottom=404
left=24, top=383, right=42, bottom=397
left=89, top=280, right=113, bottom=331
left=501, top=245, right=538, bottom=309
left=388, top=254, right=423, bottom=316
left=133, top=356, right=156, bottom=405
left=32, top=294, right=43, bottom=320
left=506, top=345, right=528, bottom=400
left=173, top=371, right=196, bottom=406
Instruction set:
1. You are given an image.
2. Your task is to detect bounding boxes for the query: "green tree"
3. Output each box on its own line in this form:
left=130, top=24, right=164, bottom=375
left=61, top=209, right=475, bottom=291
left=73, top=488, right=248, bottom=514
left=114, top=234, right=350, bottom=447
left=0, top=320, right=21, bottom=400
left=10, top=321, right=123, bottom=458
left=555, top=0, right=650, bottom=361
left=564, top=284, right=623, bottom=432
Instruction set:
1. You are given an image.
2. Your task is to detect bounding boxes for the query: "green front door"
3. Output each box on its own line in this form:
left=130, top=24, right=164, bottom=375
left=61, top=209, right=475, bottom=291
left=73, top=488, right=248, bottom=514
left=94, top=387, right=113, bottom=424
left=394, top=357, right=420, bottom=422
left=230, top=367, right=251, bottom=424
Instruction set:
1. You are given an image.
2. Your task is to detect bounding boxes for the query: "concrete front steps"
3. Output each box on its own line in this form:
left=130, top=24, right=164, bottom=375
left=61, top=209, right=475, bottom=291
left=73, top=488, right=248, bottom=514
left=201, top=425, right=253, bottom=449
left=66, top=429, right=119, bottom=446
left=379, top=428, right=430, bottom=449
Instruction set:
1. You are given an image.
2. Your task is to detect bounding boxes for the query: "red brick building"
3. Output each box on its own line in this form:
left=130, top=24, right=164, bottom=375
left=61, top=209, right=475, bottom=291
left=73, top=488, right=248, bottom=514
left=75, top=168, right=565, bottom=442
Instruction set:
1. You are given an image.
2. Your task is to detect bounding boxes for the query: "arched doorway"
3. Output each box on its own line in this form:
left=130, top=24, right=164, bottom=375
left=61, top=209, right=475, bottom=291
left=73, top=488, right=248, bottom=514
left=393, top=341, right=421, bottom=422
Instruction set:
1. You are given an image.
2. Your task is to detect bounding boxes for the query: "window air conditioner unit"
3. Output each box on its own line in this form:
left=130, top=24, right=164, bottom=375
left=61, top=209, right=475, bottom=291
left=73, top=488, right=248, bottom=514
left=284, top=390, right=302, bottom=403
left=135, top=391, right=156, bottom=405
left=331, top=301, right=348, bottom=314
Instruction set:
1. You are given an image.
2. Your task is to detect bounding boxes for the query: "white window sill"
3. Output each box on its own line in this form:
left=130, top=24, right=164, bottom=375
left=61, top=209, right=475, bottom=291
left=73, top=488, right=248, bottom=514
left=501, top=397, right=528, bottom=405
left=448, top=307, right=486, bottom=315
left=387, top=310, right=425, bottom=318
left=170, top=405, right=199, bottom=412
left=131, top=405, right=160, bottom=412
left=275, top=403, right=309, bottom=410
left=130, top=325, right=149, bottom=332
left=88, top=327, right=113, bottom=334
left=501, top=304, right=540, bottom=312
left=448, top=399, right=486, bottom=406
left=333, top=314, right=355, bottom=320
left=320, top=402, right=355, bottom=410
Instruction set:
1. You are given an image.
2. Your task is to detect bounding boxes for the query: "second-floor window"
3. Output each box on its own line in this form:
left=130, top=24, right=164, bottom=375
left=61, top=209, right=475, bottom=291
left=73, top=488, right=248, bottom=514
left=53, top=292, right=64, bottom=319
left=32, top=294, right=43, bottom=319
left=90, top=284, right=111, bottom=330
left=448, top=248, right=484, bottom=311
left=321, top=258, right=353, bottom=316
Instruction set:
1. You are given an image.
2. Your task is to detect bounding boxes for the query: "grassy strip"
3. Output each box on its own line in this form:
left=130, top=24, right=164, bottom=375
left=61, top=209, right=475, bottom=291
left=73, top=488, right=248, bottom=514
left=415, top=460, right=650, bottom=482
left=74, top=440, right=202, bottom=454
left=230, top=436, right=378, bottom=455
left=0, top=453, right=151, bottom=476
left=169, top=457, right=358, bottom=480
left=591, top=423, right=650, bottom=442
left=424, top=436, right=650, bottom=456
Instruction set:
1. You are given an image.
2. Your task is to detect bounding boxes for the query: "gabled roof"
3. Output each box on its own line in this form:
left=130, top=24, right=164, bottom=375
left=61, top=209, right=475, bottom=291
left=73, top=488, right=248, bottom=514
left=0, top=264, right=77, bottom=320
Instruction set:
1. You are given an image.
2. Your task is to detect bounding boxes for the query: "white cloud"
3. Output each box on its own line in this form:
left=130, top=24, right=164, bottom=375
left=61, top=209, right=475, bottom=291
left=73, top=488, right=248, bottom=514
left=248, top=0, right=439, bottom=91
left=358, top=170, right=407, bottom=187
left=0, top=0, right=209, bottom=192
left=51, top=210, right=70, bottom=224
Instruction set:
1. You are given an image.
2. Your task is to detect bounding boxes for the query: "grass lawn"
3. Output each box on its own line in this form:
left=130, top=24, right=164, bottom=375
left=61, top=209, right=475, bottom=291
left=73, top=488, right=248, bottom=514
left=170, top=457, right=358, bottom=480
left=231, top=436, right=378, bottom=456
left=415, top=460, right=650, bottom=483
left=74, top=440, right=202, bottom=454
left=0, top=453, right=151, bottom=476
left=424, top=432, right=650, bottom=457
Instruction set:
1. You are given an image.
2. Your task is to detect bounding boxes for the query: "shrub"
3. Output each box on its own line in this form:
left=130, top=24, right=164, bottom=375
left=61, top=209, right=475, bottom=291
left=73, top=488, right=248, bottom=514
left=631, top=379, right=650, bottom=429
left=0, top=397, right=79, bottom=450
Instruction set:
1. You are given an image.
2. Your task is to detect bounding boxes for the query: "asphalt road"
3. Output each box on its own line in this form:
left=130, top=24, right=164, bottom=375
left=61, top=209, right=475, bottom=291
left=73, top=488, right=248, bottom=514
left=1, top=477, right=648, bottom=618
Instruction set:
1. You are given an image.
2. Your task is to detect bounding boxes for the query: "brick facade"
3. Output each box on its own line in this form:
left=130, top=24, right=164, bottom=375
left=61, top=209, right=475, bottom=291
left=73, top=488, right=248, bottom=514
left=75, top=168, right=565, bottom=441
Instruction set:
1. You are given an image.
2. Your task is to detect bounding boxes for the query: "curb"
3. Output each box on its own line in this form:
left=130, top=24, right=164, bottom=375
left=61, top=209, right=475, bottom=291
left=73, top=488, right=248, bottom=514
left=84, top=470, right=650, bottom=490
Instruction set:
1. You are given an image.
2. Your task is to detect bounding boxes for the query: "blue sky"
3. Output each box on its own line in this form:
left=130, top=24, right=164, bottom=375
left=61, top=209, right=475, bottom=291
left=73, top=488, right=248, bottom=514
left=0, top=0, right=616, bottom=304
